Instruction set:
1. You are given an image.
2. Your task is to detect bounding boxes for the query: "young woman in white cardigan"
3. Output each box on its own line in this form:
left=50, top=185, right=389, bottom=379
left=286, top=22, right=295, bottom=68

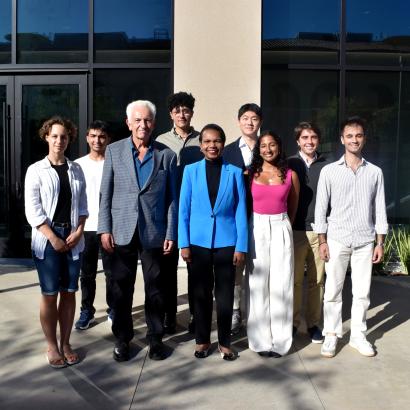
left=25, top=117, right=88, bottom=368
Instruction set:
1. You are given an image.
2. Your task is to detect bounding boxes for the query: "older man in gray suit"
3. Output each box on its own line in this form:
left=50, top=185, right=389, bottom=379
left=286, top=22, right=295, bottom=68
left=98, top=100, right=177, bottom=362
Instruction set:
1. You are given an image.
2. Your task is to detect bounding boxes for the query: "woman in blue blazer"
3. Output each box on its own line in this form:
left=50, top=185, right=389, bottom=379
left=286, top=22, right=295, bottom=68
left=179, top=124, right=248, bottom=360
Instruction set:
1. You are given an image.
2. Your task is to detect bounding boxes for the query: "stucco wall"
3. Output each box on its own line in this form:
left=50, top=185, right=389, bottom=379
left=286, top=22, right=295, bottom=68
left=174, top=0, right=262, bottom=142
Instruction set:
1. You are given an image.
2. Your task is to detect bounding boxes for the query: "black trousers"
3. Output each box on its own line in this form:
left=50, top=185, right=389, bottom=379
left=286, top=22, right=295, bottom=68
left=190, top=245, right=236, bottom=347
left=160, top=246, right=178, bottom=322
left=79, top=231, right=113, bottom=314
left=111, top=229, right=164, bottom=344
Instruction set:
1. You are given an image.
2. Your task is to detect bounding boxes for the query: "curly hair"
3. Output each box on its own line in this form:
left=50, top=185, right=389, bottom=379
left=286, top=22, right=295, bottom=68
left=39, top=116, right=78, bottom=142
left=167, top=92, right=195, bottom=112
left=249, top=130, right=288, bottom=183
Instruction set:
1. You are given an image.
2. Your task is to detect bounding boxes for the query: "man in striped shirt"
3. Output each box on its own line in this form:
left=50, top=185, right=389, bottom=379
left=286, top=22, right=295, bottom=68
left=314, top=116, right=388, bottom=358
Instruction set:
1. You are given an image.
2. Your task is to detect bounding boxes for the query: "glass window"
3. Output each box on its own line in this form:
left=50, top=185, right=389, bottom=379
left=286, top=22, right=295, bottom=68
left=94, top=0, right=172, bottom=63
left=0, top=86, right=8, bottom=235
left=346, top=71, right=399, bottom=221
left=261, top=69, right=339, bottom=156
left=263, top=0, right=340, bottom=65
left=0, top=0, right=12, bottom=64
left=346, top=0, right=410, bottom=66
left=397, top=73, right=410, bottom=222
left=17, top=0, right=88, bottom=63
left=94, top=69, right=171, bottom=141
left=21, top=84, right=80, bottom=173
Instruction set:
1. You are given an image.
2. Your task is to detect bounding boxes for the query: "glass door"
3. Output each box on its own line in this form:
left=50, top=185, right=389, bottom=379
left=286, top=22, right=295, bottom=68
left=0, top=74, right=87, bottom=257
left=0, top=77, right=12, bottom=256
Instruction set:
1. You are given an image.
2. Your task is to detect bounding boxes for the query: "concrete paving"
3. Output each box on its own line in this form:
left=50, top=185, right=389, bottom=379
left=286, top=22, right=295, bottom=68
left=1, top=259, right=410, bottom=410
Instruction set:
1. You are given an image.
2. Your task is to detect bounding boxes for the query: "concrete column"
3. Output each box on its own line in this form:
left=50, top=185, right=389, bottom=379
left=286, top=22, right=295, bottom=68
left=173, top=0, right=262, bottom=142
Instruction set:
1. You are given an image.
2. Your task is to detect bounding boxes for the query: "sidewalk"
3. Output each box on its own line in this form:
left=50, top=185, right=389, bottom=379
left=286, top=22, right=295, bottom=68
left=1, top=259, right=410, bottom=410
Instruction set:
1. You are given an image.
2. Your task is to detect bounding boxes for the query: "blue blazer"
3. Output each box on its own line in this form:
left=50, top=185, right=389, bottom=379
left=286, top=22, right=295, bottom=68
left=178, top=159, right=248, bottom=253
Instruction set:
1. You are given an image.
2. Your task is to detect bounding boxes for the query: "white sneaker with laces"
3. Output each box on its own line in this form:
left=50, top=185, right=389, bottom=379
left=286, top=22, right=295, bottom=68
left=321, top=335, right=338, bottom=358
left=349, top=337, right=375, bottom=357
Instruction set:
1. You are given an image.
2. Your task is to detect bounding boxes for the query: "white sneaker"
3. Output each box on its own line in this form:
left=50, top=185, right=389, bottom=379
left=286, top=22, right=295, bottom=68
left=349, top=337, right=375, bottom=357
left=321, top=335, right=338, bottom=358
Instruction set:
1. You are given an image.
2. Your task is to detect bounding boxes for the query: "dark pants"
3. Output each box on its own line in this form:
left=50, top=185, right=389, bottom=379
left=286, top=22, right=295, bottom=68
left=111, top=229, right=164, bottom=344
left=80, top=231, right=113, bottom=314
left=190, top=245, right=236, bottom=347
left=160, top=246, right=179, bottom=322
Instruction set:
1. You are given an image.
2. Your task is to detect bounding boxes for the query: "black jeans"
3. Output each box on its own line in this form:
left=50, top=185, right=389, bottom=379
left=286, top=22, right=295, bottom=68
left=80, top=231, right=113, bottom=314
left=190, top=245, right=236, bottom=347
left=110, top=229, right=164, bottom=344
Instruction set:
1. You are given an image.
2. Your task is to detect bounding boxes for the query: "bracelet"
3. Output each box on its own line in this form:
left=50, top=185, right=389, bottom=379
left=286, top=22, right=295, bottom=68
left=376, top=242, right=384, bottom=247
left=319, top=241, right=327, bottom=246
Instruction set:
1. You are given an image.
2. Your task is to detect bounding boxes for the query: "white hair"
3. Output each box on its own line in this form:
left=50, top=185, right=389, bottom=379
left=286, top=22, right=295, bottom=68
left=126, top=100, right=157, bottom=120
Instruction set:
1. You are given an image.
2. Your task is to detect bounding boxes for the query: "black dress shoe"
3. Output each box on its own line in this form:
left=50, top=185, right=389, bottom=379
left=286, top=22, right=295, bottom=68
left=218, top=345, right=238, bottom=361
left=149, top=341, right=167, bottom=361
left=113, top=342, right=130, bottom=362
left=194, top=344, right=212, bottom=359
left=257, top=351, right=272, bottom=358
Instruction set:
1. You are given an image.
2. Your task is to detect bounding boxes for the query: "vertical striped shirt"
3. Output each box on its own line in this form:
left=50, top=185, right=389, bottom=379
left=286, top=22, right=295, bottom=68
left=314, top=156, right=388, bottom=247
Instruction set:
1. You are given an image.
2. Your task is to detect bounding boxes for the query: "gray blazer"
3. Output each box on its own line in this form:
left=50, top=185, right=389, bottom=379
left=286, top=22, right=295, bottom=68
left=97, top=137, right=177, bottom=248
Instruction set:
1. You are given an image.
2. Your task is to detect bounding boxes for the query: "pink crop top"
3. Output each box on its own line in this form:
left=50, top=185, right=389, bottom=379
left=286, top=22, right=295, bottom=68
left=251, top=169, right=292, bottom=215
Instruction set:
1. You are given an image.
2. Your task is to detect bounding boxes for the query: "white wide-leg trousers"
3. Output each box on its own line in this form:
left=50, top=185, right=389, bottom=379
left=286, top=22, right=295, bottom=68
left=247, top=212, right=294, bottom=355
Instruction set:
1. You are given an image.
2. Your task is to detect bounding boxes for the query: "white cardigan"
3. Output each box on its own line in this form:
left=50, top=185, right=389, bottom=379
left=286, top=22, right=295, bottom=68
left=24, top=156, right=88, bottom=260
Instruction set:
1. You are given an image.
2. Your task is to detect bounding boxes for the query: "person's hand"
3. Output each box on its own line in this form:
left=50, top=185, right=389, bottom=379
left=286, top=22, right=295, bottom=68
left=372, top=245, right=384, bottom=264
left=49, top=235, right=69, bottom=253
left=319, top=242, right=330, bottom=262
left=65, top=231, right=81, bottom=249
left=101, top=233, right=115, bottom=253
left=233, top=251, right=245, bottom=267
left=163, top=239, right=174, bottom=255
left=181, top=247, right=192, bottom=263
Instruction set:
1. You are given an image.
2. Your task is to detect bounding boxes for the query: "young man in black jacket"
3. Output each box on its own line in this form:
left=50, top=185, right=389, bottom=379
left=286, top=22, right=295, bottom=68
left=288, top=122, right=329, bottom=343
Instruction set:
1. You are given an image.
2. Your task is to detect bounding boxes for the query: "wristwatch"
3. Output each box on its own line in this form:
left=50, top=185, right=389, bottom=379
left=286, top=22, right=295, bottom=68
left=376, top=242, right=384, bottom=248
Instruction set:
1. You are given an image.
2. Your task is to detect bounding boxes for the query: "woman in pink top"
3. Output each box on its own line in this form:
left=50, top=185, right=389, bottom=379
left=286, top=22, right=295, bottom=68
left=247, top=131, right=299, bottom=357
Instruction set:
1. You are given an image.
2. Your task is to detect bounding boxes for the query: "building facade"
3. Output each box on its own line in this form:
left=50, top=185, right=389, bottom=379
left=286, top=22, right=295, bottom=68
left=0, top=0, right=409, bottom=256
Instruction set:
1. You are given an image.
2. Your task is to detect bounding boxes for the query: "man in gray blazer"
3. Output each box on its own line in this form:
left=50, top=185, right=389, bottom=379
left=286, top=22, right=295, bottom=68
left=98, top=100, right=177, bottom=362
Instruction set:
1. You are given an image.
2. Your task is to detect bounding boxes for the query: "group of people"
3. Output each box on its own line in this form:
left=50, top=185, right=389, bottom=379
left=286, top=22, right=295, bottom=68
left=24, top=91, right=388, bottom=368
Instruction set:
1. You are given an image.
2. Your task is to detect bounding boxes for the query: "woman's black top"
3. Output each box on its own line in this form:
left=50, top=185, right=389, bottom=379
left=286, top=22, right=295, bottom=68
left=205, top=158, right=222, bottom=209
left=51, top=162, right=72, bottom=223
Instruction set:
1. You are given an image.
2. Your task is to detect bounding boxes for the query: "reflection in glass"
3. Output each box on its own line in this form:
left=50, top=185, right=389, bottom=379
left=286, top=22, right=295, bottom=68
left=17, top=0, right=88, bottom=63
left=397, top=73, right=410, bottom=222
left=21, top=85, right=80, bottom=177
left=261, top=69, right=339, bottom=156
left=346, top=71, right=399, bottom=220
left=0, top=0, right=12, bottom=64
left=262, top=0, right=340, bottom=64
left=346, top=0, right=410, bottom=66
left=94, top=0, right=172, bottom=63
left=0, top=87, right=8, bottom=236
left=94, top=69, right=171, bottom=140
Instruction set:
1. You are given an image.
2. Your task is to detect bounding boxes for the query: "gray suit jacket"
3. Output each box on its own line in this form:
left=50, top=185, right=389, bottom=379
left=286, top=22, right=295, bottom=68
left=97, top=137, right=177, bottom=248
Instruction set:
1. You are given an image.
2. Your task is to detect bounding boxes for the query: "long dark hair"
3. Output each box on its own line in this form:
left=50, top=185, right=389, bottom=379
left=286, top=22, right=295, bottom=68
left=249, top=130, right=288, bottom=183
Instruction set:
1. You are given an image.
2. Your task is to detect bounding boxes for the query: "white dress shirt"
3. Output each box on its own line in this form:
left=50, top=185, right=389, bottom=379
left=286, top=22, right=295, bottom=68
left=238, top=137, right=254, bottom=167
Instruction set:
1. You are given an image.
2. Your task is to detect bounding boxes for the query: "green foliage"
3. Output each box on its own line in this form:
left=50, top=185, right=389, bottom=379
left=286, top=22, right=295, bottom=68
left=391, top=226, right=410, bottom=275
